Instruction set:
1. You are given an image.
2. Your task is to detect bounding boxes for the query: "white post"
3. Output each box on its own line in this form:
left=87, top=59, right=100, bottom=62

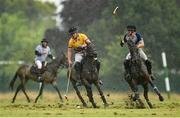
left=162, top=52, right=170, bottom=99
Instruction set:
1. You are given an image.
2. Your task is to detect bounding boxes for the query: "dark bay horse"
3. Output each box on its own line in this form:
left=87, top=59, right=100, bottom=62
left=69, top=44, right=108, bottom=108
left=124, top=39, right=164, bottom=108
left=9, top=52, right=67, bottom=103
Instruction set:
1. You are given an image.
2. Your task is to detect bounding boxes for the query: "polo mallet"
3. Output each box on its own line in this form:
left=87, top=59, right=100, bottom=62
left=113, top=0, right=119, bottom=15
left=113, top=6, right=119, bottom=15
left=64, top=66, right=72, bottom=101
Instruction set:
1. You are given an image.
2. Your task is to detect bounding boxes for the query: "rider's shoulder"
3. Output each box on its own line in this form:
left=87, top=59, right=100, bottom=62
left=35, top=44, right=42, bottom=49
left=46, top=46, right=50, bottom=50
left=68, top=38, right=73, bottom=43
left=79, top=33, right=88, bottom=38
left=136, top=32, right=142, bottom=37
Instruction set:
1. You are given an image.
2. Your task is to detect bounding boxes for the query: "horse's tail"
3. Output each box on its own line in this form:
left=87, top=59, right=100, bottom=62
left=9, top=72, right=18, bottom=90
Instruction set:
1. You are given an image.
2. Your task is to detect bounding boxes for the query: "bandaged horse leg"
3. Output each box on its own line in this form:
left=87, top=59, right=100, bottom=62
left=35, top=82, right=44, bottom=103
left=85, top=83, right=97, bottom=108
left=12, top=84, right=22, bottom=103
left=12, top=75, right=30, bottom=103
left=71, top=80, right=87, bottom=107
left=52, top=80, right=63, bottom=102
left=143, top=83, right=153, bottom=108
left=126, top=78, right=139, bottom=101
left=94, top=81, right=108, bottom=107
left=81, top=77, right=97, bottom=108
left=21, top=79, right=30, bottom=103
left=148, top=79, right=164, bottom=101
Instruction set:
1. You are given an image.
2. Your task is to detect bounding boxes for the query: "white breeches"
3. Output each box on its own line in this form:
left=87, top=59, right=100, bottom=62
left=35, top=60, right=42, bottom=69
left=126, top=48, right=148, bottom=60
left=75, top=52, right=84, bottom=63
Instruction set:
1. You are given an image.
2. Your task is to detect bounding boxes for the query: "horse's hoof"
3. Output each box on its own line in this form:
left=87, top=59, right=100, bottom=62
left=94, top=105, right=100, bottom=108
left=83, top=104, right=88, bottom=108
left=147, top=101, right=153, bottom=108
left=11, top=100, right=15, bottom=103
left=132, top=96, right=138, bottom=101
left=92, top=103, right=99, bottom=108
left=159, top=95, right=164, bottom=101
left=104, top=103, right=109, bottom=108
left=149, top=104, right=153, bottom=109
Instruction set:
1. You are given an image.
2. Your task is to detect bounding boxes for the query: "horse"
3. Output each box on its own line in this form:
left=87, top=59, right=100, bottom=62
left=9, top=52, right=67, bottom=103
left=69, top=44, right=108, bottom=108
left=124, top=39, right=164, bottom=108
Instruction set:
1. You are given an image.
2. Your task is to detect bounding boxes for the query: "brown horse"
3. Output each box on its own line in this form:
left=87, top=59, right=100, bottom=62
left=124, top=39, right=164, bottom=108
left=69, top=44, right=108, bottom=108
left=9, top=52, right=67, bottom=103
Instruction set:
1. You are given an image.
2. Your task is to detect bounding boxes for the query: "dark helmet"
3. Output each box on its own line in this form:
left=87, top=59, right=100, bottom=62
left=68, top=27, right=78, bottom=34
left=127, top=25, right=136, bottom=31
left=41, top=38, right=48, bottom=43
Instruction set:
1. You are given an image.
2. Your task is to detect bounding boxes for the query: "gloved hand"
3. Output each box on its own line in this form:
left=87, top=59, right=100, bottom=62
left=52, top=56, right=56, bottom=60
left=120, top=40, right=124, bottom=47
left=77, top=45, right=86, bottom=50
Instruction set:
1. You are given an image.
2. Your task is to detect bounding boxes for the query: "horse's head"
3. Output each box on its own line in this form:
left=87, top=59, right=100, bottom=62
left=82, top=43, right=97, bottom=72
left=126, top=39, right=140, bottom=60
left=48, top=51, right=68, bottom=70
left=84, top=43, right=97, bottom=58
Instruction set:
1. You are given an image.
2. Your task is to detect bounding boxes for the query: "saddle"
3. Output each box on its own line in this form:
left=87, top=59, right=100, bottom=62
left=30, top=62, right=47, bottom=75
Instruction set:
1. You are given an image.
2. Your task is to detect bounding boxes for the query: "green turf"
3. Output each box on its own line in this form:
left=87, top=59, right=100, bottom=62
left=0, top=92, right=180, bottom=117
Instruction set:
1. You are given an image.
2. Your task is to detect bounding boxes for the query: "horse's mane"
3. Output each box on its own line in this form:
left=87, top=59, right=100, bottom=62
left=85, top=43, right=97, bottom=57
left=126, top=39, right=140, bottom=59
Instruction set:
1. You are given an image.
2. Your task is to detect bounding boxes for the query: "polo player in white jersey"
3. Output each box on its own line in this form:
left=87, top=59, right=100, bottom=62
left=35, top=38, right=55, bottom=82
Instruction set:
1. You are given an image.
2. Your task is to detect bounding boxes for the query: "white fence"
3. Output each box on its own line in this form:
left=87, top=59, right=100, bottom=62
left=0, top=61, right=25, bottom=65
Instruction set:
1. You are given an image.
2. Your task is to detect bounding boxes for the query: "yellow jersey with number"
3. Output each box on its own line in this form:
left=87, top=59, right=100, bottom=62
left=68, top=33, right=88, bottom=49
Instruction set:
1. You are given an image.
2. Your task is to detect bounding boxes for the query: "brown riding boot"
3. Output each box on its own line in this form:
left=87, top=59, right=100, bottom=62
left=37, top=69, right=43, bottom=82
left=145, top=60, right=155, bottom=80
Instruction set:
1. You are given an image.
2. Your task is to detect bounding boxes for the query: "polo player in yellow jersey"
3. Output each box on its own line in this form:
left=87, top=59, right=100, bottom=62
left=67, top=27, right=102, bottom=86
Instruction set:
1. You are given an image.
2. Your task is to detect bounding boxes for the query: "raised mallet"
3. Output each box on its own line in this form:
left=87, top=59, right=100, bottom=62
left=113, top=6, right=119, bottom=15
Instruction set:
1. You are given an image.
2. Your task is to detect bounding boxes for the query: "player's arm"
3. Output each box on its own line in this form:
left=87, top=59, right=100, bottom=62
left=67, top=47, right=73, bottom=66
left=67, top=40, right=73, bottom=66
left=137, top=38, right=144, bottom=48
left=35, top=50, right=41, bottom=56
left=120, top=35, right=127, bottom=47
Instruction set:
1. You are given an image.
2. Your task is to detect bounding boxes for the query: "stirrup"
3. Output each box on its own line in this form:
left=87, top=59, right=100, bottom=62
left=99, top=80, right=103, bottom=85
left=37, top=76, right=43, bottom=82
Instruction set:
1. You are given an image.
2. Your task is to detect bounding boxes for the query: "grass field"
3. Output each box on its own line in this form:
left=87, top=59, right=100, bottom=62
left=0, top=91, right=180, bottom=117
